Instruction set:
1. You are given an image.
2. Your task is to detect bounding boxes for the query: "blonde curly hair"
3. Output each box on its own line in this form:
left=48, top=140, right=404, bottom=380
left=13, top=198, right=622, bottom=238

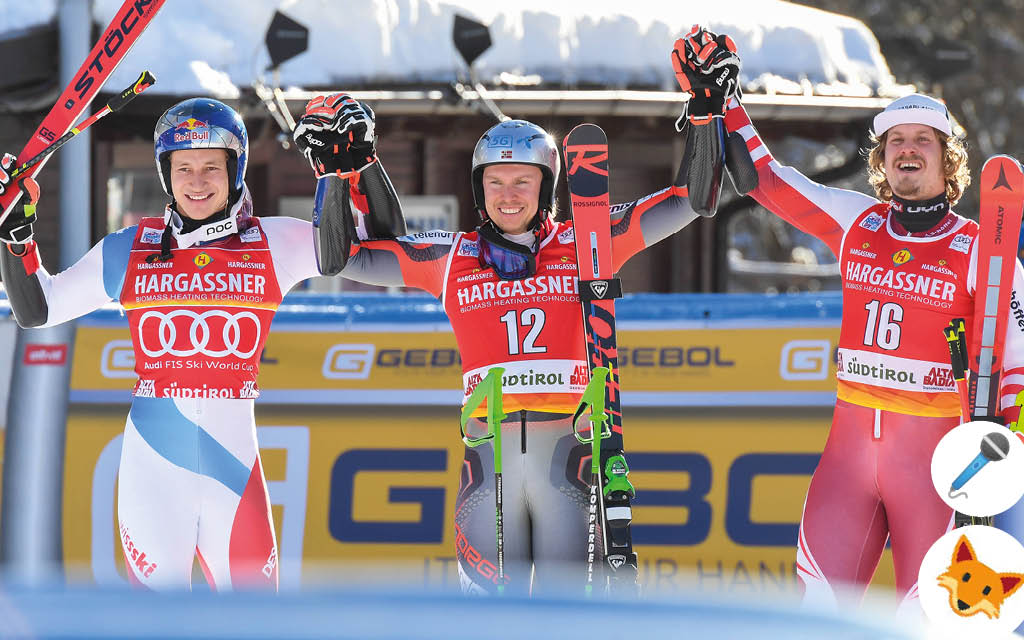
left=865, top=129, right=970, bottom=205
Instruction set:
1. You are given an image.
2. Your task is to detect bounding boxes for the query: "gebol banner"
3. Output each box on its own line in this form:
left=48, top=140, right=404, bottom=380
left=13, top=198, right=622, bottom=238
left=61, top=405, right=897, bottom=594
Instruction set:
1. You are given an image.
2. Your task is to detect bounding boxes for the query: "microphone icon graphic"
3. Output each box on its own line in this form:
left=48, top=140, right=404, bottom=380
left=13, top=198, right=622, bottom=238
left=948, top=431, right=1011, bottom=500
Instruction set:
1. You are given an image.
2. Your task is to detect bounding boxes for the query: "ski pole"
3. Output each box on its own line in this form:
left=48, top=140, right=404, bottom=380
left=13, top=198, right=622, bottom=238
left=459, top=367, right=507, bottom=594
left=572, top=366, right=612, bottom=597
left=9, top=70, right=156, bottom=181
left=1012, top=391, right=1024, bottom=433
left=944, top=318, right=970, bottom=422
left=943, top=318, right=997, bottom=527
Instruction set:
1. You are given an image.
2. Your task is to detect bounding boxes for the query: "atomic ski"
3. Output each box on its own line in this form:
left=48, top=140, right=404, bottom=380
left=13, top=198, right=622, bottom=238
left=563, top=123, right=638, bottom=589
left=969, top=155, right=1024, bottom=422
left=0, top=0, right=166, bottom=223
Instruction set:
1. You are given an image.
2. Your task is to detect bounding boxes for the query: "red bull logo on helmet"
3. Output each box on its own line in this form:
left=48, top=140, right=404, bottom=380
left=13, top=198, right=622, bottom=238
left=173, top=118, right=210, bottom=143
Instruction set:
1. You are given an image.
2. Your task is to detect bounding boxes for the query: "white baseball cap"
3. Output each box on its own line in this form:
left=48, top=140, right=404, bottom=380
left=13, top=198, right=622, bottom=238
left=872, top=93, right=953, bottom=137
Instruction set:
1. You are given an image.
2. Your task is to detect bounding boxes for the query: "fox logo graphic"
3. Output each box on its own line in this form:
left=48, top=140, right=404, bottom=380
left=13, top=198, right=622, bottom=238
left=937, top=534, right=1024, bottom=619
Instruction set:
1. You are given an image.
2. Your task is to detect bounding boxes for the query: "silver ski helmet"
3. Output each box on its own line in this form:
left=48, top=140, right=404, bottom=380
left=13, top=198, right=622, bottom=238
left=154, top=98, right=249, bottom=207
left=471, top=119, right=559, bottom=219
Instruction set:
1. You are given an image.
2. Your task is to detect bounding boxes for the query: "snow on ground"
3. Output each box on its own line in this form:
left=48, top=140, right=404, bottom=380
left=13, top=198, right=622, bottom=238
left=2, top=0, right=901, bottom=98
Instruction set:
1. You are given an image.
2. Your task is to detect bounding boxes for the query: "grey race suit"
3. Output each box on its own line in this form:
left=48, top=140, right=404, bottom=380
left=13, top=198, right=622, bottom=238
left=315, top=169, right=698, bottom=595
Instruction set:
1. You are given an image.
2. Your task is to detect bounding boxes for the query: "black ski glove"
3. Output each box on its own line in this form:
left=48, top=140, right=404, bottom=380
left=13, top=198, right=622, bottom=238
left=0, top=176, right=38, bottom=244
left=293, top=93, right=377, bottom=179
left=671, top=25, right=742, bottom=125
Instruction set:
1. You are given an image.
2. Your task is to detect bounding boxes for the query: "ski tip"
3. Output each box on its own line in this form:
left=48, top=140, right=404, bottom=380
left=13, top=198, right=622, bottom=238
left=980, top=154, right=1024, bottom=192
left=982, top=155, right=1023, bottom=172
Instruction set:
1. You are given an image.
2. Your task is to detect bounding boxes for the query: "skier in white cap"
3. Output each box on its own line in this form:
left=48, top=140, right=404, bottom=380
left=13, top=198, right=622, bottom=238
left=674, top=26, right=1024, bottom=615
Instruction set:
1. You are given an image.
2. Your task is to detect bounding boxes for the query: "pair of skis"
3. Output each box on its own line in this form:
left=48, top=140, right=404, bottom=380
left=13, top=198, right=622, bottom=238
left=0, top=0, right=165, bottom=224
left=946, top=155, right=1024, bottom=527
left=564, top=124, right=639, bottom=592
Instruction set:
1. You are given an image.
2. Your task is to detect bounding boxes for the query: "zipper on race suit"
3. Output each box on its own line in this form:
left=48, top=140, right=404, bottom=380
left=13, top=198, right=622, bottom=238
left=873, top=408, right=881, bottom=440
left=520, top=411, right=527, bottom=454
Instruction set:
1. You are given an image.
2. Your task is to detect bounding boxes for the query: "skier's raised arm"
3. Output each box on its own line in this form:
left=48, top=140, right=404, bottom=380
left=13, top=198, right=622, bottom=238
left=292, top=93, right=407, bottom=276
left=292, top=93, right=449, bottom=295
left=0, top=161, right=124, bottom=328
left=674, top=27, right=877, bottom=255
left=607, top=162, right=698, bottom=272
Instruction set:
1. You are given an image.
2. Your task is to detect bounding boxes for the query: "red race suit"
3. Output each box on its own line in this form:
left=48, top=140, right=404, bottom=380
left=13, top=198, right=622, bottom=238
left=724, top=98, right=1024, bottom=612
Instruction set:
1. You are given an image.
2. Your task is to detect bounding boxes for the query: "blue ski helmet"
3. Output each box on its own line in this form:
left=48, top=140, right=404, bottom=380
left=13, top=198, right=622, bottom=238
left=153, top=98, right=248, bottom=206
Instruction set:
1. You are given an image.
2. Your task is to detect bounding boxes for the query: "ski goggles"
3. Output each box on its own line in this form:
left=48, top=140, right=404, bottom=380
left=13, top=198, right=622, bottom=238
left=477, top=223, right=537, bottom=281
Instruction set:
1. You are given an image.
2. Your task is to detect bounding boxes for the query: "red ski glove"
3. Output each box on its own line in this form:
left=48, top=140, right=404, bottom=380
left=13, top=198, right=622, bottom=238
left=671, top=25, right=741, bottom=125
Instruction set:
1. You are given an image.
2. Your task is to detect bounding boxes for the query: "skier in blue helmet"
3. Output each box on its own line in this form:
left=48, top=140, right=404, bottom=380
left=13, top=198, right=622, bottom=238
left=149, top=97, right=253, bottom=258
left=0, top=96, right=406, bottom=589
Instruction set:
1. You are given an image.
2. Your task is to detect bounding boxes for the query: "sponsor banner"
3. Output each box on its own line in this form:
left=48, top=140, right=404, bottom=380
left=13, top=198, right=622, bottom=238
left=24, top=344, right=68, bottom=366
left=397, top=231, right=454, bottom=245
left=462, top=359, right=588, bottom=398
left=72, top=325, right=840, bottom=403
left=59, top=404, right=898, bottom=593
left=836, top=348, right=955, bottom=393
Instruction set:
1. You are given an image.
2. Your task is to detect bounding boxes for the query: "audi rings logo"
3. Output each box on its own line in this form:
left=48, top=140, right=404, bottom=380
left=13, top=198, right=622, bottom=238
left=138, top=310, right=261, bottom=358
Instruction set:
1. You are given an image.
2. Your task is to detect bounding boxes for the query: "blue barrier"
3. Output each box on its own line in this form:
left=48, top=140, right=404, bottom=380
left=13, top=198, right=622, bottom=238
left=67, top=291, right=844, bottom=326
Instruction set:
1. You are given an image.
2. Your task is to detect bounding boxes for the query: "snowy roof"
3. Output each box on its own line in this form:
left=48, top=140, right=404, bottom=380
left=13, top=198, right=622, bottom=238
left=2, top=0, right=904, bottom=101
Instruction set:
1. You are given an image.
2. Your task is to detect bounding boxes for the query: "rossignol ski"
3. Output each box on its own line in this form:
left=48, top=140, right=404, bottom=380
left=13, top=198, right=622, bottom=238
left=969, top=156, right=1024, bottom=423
left=563, top=123, right=638, bottom=590
left=0, top=0, right=166, bottom=223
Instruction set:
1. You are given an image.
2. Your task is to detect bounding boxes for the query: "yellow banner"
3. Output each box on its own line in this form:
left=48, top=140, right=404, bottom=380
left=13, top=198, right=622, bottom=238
left=71, top=325, right=839, bottom=399
left=61, top=405, right=895, bottom=594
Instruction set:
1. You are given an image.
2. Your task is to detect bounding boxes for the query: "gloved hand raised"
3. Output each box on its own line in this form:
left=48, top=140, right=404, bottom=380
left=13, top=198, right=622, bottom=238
left=0, top=152, right=17, bottom=196
left=0, top=170, right=39, bottom=245
left=671, top=25, right=742, bottom=125
left=293, top=93, right=377, bottom=179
